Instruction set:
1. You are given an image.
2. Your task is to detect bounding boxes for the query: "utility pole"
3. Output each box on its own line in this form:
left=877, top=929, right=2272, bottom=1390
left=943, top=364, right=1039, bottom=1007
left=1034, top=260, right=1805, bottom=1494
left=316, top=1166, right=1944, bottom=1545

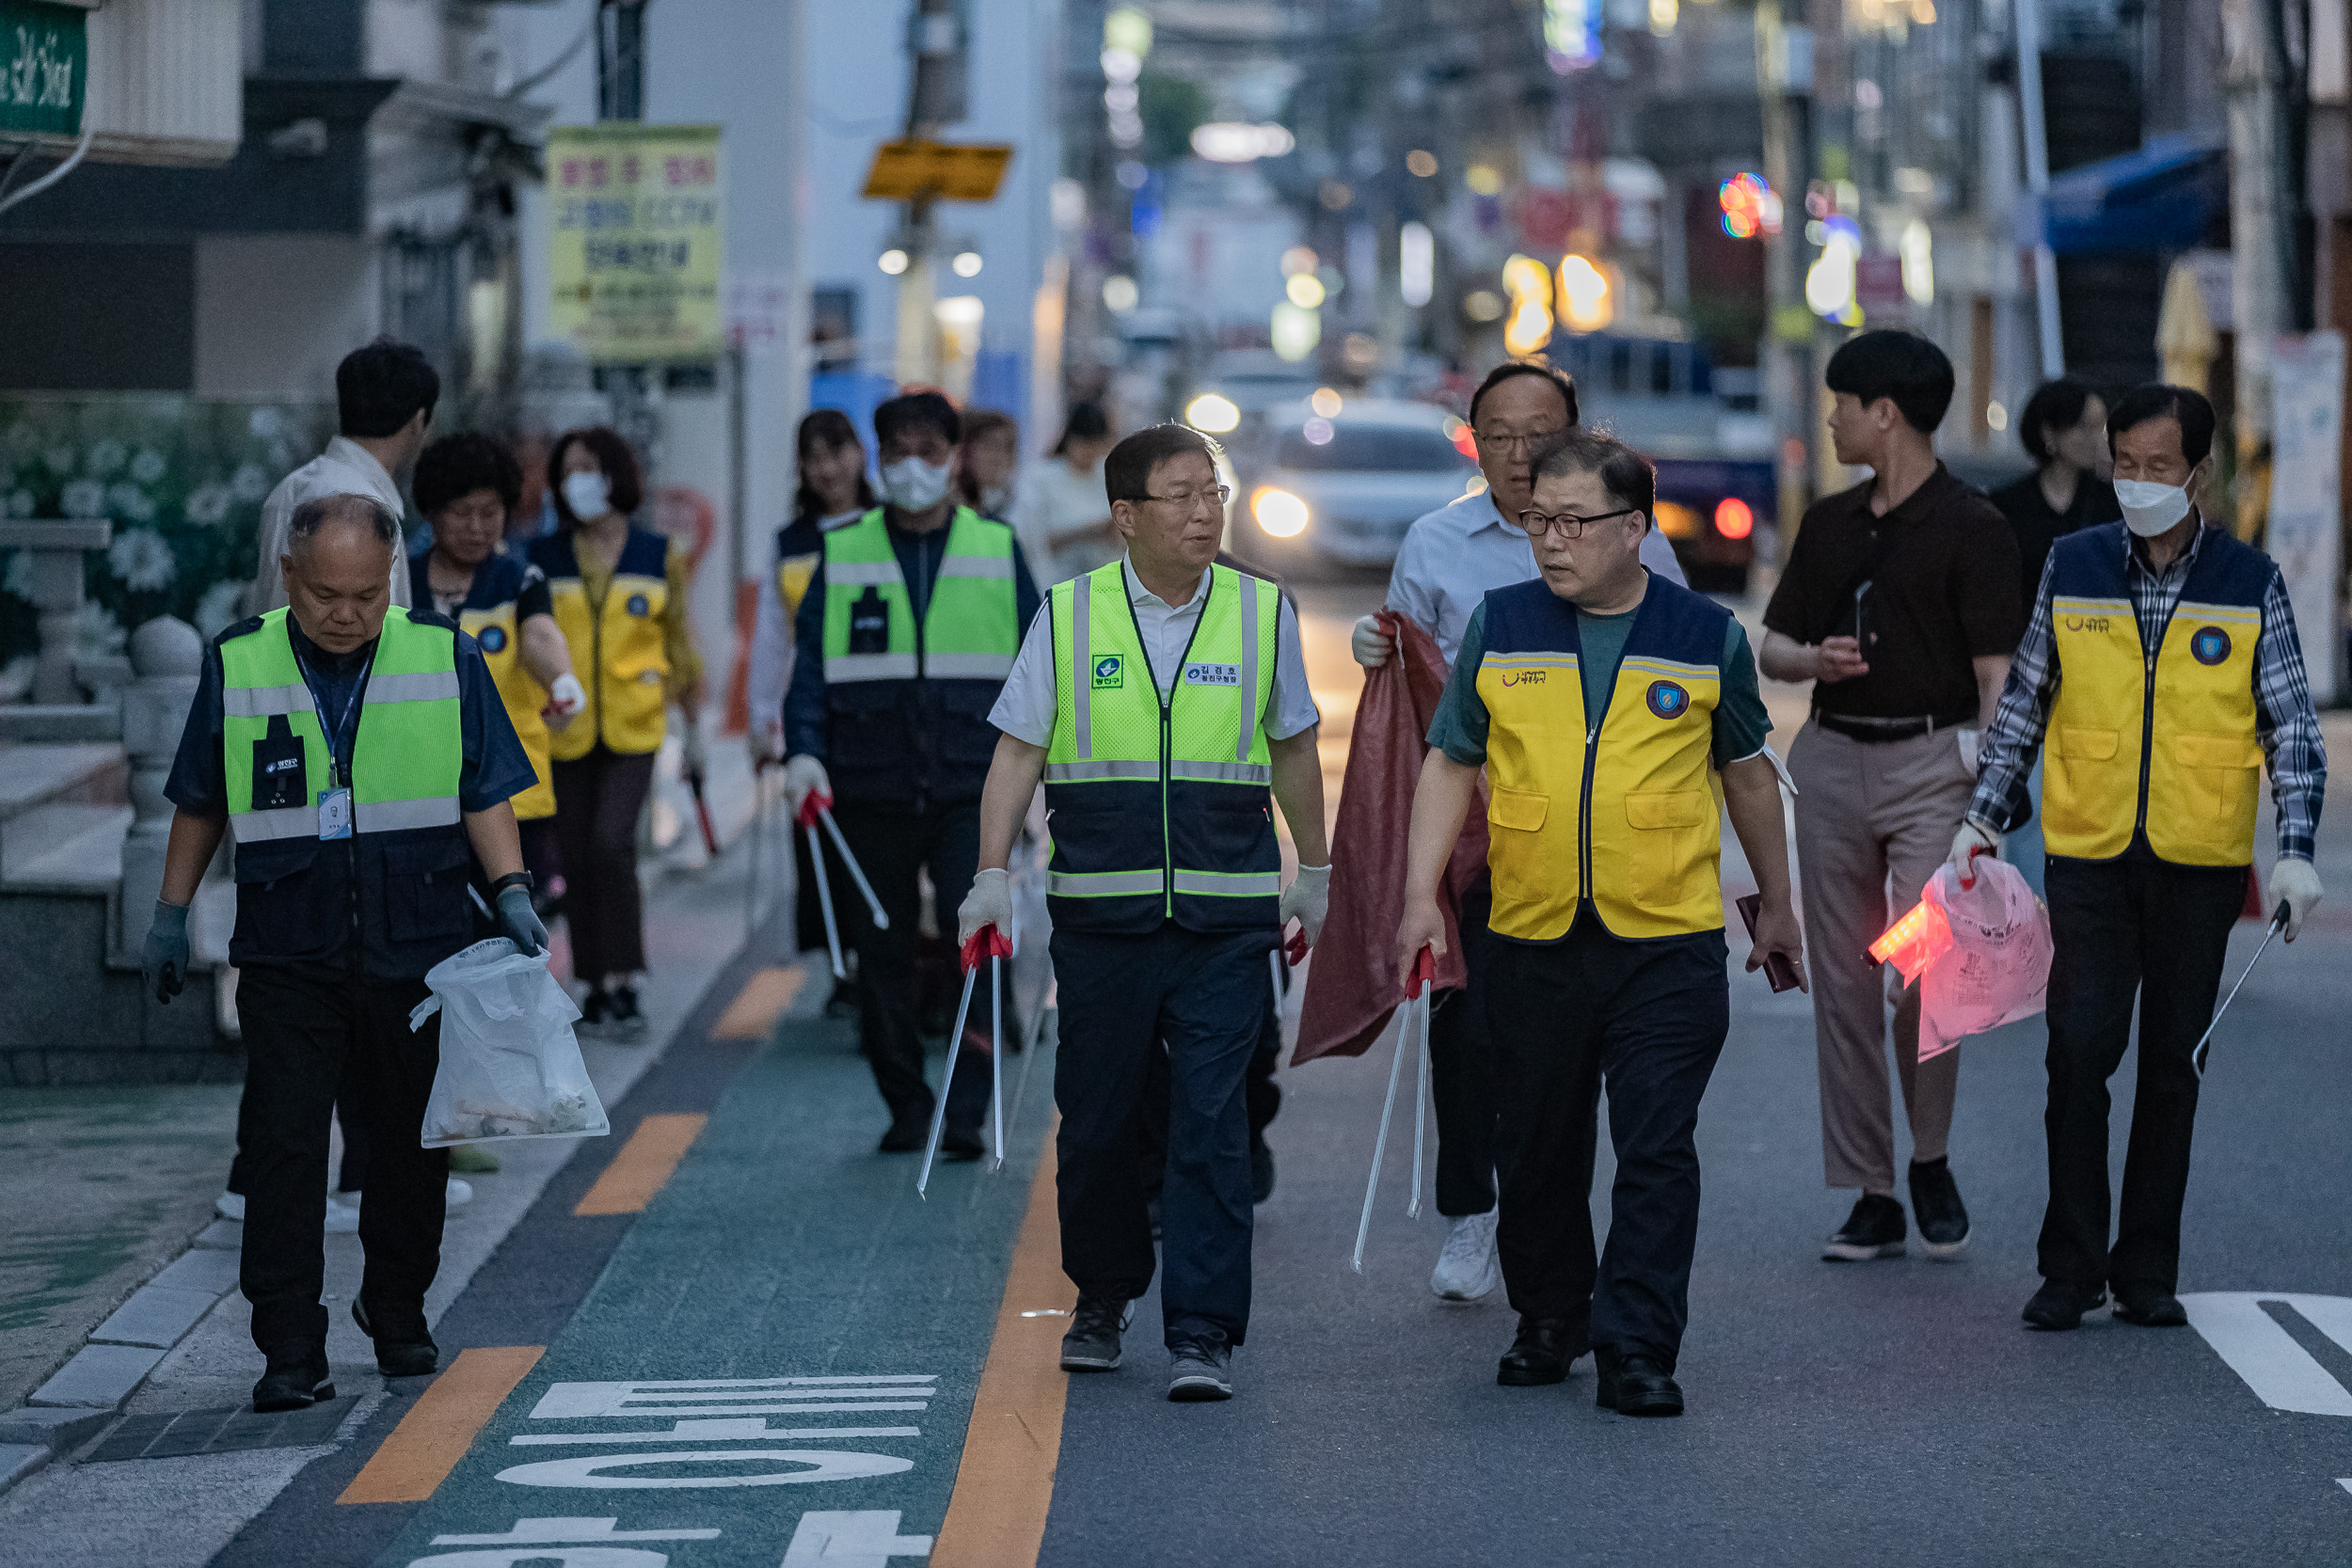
left=2224, top=0, right=2296, bottom=542
left=895, top=0, right=965, bottom=388
left=2013, top=0, right=2064, bottom=376
left=596, top=0, right=659, bottom=483
left=1756, top=1, right=1815, bottom=544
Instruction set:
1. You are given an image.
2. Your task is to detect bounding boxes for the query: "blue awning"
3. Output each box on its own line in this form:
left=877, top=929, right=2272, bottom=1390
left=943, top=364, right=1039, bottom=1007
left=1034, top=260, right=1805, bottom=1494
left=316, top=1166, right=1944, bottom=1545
left=2015, top=135, right=2228, bottom=257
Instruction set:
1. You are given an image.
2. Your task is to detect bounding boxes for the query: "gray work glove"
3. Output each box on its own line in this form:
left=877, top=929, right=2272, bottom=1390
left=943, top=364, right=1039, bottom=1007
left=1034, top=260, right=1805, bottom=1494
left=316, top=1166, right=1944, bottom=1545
left=144, top=898, right=190, bottom=1003
left=1280, top=862, right=1331, bottom=948
left=496, top=884, right=548, bottom=958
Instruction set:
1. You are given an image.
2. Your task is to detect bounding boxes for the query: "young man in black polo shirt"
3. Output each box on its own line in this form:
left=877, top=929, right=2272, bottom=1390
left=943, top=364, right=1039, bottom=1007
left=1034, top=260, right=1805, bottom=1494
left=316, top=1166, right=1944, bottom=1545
left=1758, top=330, right=2023, bottom=1264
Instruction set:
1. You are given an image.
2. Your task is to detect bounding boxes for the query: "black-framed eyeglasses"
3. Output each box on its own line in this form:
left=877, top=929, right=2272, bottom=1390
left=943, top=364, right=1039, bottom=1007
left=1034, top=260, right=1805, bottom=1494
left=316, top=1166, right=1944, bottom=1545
left=1515, top=506, right=1643, bottom=540
left=1474, top=430, right=1558, bottom=451
left=1134, top=484, right=1232, bottom=510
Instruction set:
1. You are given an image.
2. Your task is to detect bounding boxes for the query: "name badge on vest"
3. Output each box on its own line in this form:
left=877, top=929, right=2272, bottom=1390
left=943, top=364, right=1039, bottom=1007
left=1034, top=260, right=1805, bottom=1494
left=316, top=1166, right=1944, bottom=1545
left=251, top=734, right=307, bottom=812
left=317, top=786, right=353, bottom=840
left=1183, top=661, right=1241, bottom=688
left=850, top=586, right=891, bottom=655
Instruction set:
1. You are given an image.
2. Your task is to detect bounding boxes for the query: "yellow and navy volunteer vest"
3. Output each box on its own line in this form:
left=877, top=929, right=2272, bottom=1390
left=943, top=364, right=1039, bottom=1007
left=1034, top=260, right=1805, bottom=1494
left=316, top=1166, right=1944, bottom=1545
left=1043, top=560, right=1282, bottom=935
left=217, top=607, right=474, bottom=976
left=1475, top=577, right=1729, bottom=942
left=775, top=521, right=825, bottom=624
left=2042, top=522, right=2271, bottom=865
left=413, top=552, right=555, bottom=819
left=818, top=507, right=1020, bottom=807
left=528, top=528, right=671, bottom=759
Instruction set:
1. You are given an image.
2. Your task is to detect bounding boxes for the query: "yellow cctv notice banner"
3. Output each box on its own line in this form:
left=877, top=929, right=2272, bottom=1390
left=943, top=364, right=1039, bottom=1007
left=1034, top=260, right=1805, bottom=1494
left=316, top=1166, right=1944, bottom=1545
left=547, top=122, right=724, bottom=362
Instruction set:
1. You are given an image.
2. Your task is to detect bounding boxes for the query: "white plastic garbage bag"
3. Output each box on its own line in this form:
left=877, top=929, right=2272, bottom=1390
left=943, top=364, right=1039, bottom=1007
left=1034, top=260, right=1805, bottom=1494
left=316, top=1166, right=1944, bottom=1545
left=1916, top=856, right=2053, bottom=1061
left=411, top=937, right=610, bottom=1146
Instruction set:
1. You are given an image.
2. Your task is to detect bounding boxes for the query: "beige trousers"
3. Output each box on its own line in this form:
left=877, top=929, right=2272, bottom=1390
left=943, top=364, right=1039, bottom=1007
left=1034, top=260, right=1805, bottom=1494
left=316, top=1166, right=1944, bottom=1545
left=1788, top=720, right=1978, bottom=1192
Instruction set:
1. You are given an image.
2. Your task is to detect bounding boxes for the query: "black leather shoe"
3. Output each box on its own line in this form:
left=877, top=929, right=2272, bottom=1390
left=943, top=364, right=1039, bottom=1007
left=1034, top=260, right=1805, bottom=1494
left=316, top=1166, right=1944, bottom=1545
left=877, top=1119, right=926, bottom=1153
left=2021, top=1278, right=2107, bottom=1330
left=2111, top=1282, right=2188, bottom=1327
left=251, top=1345, right=333, bottom=1412
left=940, top=1125, right=986, bottom=1163
left=352, top=1299, right=438, bottom=1378
left=1594, top=1345, right=1683, bottom=1416
left=1497, top=1317, right=1584, bottom=1386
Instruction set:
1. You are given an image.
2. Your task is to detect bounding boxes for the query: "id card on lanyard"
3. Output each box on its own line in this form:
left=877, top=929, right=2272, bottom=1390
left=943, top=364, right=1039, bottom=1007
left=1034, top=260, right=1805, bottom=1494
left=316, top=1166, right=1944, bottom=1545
left=299, top=654, right=371, bottom=841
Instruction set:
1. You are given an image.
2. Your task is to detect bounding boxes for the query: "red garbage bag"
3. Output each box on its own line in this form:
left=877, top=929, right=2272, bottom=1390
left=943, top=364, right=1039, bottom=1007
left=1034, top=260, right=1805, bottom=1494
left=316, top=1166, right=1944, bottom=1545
left=1295, top=611, right=1487, bottom=1065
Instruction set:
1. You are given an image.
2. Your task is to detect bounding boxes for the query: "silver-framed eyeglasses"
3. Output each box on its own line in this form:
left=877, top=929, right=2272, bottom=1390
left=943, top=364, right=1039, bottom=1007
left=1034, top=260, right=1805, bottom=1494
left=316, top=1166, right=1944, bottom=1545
left=1515, top=506, right=1643, bottom=540
left=1139, top=484, right=1232, bottom=511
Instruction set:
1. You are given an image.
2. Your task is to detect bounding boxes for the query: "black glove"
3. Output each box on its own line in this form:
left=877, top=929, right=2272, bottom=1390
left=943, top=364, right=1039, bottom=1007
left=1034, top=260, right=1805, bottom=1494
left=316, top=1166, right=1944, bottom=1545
left=143, top=898, right=190, bottom=1003
left=496, top=884, right=548, bottom=958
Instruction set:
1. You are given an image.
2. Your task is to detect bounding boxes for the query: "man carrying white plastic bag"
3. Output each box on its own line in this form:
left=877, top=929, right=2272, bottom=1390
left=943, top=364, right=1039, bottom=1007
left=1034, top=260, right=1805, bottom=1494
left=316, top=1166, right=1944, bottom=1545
left=414, top=936, right=610, bottom=1146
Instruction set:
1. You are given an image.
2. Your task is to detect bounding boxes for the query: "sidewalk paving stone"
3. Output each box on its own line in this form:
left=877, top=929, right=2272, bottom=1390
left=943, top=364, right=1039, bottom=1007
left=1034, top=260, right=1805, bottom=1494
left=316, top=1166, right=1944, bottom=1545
left=0, top=1446, right=44, bottom=1490
left=28, top=1345, right=166, bottom=1410
left=88, top=1286, right=221, bottom=1351
left=190, top=1221, right=241, bottom=1250
left=147, top=1248, right=240, bottom=1298
left=0, top=1408, right=110, bottom=1451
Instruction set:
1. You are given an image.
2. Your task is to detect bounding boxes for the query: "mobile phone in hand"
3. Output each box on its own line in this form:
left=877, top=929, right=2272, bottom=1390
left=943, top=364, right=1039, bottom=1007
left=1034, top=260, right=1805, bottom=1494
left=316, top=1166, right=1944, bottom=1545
left=1737, top=893, right=1803, bottom=993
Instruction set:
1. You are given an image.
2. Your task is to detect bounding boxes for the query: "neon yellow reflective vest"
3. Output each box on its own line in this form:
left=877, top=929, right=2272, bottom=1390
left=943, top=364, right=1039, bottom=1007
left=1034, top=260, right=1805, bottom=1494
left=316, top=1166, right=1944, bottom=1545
left=1044, top=560, right=1281, bottom=933
left=1474, top=577, right=1729, bottom=942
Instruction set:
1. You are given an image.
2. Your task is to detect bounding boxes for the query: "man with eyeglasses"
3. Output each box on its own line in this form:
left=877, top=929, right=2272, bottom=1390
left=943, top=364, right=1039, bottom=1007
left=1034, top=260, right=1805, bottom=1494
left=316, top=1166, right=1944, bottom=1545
left=1349, top=360, right=1685, bottom=1306
left=959, top=423, right=1328, bottom=1402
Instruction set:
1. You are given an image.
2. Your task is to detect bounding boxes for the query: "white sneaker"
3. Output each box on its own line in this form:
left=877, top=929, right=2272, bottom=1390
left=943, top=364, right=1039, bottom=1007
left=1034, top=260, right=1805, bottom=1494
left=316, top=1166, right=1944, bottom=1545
left=445, top=1177, right=472, bottom=1206
left=215, top=1191, right=246, bottom=1222
left=1431, top=1210, right=1501, bottom=1301
left=324, top=1195, right=361, bottom=1233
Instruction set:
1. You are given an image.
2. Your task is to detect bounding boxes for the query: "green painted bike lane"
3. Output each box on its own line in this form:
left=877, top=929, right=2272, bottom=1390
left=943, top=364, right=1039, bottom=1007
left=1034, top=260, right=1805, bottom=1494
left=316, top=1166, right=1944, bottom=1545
left=370, top=1002, right=1057, bottom=1568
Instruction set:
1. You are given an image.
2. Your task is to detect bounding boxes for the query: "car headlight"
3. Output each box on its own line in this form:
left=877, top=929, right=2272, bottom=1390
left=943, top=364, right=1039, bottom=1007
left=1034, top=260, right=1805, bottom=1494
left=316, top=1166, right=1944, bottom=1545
left=1185, top=392, right=1241, bottom=434
left=1252, top=485, right=1309, bottom=538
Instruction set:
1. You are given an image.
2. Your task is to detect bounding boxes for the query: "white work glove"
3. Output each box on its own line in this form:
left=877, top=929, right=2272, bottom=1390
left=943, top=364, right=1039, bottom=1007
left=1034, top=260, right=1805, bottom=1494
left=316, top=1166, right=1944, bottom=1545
left=1280, top=862, right=1331, bottom=948
left=2269, top=857, right=2323, bottom=942
left=544, top=672, right=585, bottom=730
left=782, top=753, right=832, bottom=817
left=1350, top=613, right=1394, bottom=669
left=958, top=867, right=1012, bottom=945
left=678, top=715, right=708, bottom=782
left=1947, top=820, right=1998, bottom=887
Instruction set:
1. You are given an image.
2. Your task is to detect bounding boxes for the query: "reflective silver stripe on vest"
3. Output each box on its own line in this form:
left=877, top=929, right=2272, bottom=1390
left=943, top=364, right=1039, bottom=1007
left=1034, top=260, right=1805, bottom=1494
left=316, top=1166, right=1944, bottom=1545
left=941, top=554, right=1014, bottom=578
left=230, top=805, right=319, bottom=843
left=828, top=561, right=903, bottom=587
left=355, top=796, right=462, bottom=833
left=1072, top=578, right=1092, bottom=759
left=1170, top=760, right=1272, bottom=785
left=826, top=651, right=921, bottom=683
left=1044, top=759, right=1160, bottom=783
left=1047, top=867, right=1166, bottom=897
left=1171, top=868, right=1281, bottom=897
left=926, top=652, right=1016, bottom=680
left=1235, top=576, right=1260, bottom=763
left=222, top=682, right=313, bottom=720
left=365, top=670, right=461, bottom=704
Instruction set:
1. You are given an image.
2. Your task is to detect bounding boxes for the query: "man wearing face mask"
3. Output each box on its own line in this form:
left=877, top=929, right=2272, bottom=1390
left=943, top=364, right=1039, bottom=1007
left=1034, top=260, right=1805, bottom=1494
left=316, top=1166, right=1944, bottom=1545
left=782, top=391, right=1043, bottom=1155
left=1958, top=384, right=2326, bottom=1334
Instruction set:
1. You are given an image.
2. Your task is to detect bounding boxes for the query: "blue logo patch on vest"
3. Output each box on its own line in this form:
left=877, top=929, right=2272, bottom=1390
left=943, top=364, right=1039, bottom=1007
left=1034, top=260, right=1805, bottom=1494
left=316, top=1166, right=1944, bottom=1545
left=1091, top=655, right=1123, bottom=689
left=477, top=624, right=507, bottom=654
left=1645, top=679, right=1690, bottom=720
left=626, top=593, right=652, bottom=617
left=2190, top=626, right=2232, bottom=666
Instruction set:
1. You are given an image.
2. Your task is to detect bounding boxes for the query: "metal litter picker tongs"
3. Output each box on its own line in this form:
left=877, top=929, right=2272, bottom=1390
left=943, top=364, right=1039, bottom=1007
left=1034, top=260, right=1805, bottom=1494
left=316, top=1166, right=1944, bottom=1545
left=918, top=925, right=1015, bottom=1196
left=2192, top=900, right=2290, bottom=1078
left=794, top=790, right=892, bottom=978
left=1353, top=945, right=1434, bottom=1273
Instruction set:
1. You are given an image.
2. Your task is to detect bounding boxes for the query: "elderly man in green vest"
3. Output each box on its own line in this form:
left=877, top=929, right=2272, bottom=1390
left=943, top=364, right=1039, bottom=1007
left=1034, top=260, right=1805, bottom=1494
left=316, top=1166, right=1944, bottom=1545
left=141, top=494, right=544, bottom=1414
left=960, top=423, right=1331, bottom=1402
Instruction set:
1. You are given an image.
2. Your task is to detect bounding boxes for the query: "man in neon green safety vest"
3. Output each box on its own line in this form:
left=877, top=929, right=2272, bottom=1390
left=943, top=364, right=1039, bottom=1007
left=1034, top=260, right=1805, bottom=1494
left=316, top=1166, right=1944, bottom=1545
left=960, top=423, right=1331, bottom=1404
left=140, top=495, right=544, bottom=1417
left=779, top=391, right=1043, bottom=1159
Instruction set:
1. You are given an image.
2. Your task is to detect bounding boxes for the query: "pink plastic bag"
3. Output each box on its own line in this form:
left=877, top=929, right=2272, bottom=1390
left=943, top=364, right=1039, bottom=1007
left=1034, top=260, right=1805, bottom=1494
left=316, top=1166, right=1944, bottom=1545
left=1915, top=857, right=2052, bottom=1060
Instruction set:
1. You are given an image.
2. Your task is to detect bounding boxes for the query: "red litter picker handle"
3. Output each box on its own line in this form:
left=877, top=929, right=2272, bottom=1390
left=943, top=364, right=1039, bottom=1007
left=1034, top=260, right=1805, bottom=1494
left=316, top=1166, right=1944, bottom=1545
left=794, top=789, right=833, bottom=830
left=1406, top=945, right=1435, bottom=1000
left=960, top=926, right=1014, bottom=973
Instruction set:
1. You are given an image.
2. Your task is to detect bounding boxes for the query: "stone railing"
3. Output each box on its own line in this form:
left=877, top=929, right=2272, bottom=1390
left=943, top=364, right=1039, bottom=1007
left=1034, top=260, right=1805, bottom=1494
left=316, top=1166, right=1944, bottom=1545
left=0, top=518, right=119, bottom=741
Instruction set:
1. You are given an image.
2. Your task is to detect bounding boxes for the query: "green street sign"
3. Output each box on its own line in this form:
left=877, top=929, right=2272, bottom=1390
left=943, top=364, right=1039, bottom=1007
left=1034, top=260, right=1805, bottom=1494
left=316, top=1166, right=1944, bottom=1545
left=2, top=0, right=87, bottom=138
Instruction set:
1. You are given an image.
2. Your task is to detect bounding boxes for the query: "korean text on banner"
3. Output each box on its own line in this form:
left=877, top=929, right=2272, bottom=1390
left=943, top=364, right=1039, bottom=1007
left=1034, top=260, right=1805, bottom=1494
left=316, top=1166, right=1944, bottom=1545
left=547, top=122, right=725, bottom=362
left=2269, top=330, right=2343, bottom=705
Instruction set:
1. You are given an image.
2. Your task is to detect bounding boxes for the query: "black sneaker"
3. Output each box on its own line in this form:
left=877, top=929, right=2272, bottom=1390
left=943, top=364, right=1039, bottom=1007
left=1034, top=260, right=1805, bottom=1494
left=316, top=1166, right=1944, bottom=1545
left=578, top=989, right=612, bottom=1036
left=351, top=1298, right=437, bottom=1378
left=1060, top=1293, right=1128, bottom=1371
left=1168, top=1337, right=1234, bottom=1402
left=2111, top=1281, right=2188, bottom=1327
left=1908, top=1158, right=1971, bottom=1258
left=251, top=1343, right=333, bottom=1413
left=607, top=984, right=649, bottom=1039
left=1822, top=1193, right=1907, bottom=1260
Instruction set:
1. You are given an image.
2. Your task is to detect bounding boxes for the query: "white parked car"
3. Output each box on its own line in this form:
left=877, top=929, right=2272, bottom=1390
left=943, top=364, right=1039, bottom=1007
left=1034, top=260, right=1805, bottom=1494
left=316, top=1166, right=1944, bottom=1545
left=1236, top=398, right=1485, bottom=571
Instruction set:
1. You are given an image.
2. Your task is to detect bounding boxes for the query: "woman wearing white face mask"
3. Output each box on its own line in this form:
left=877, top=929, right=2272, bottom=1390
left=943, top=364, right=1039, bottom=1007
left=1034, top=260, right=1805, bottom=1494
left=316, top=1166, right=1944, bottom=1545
left=526, top=426, right=706, bottom=1037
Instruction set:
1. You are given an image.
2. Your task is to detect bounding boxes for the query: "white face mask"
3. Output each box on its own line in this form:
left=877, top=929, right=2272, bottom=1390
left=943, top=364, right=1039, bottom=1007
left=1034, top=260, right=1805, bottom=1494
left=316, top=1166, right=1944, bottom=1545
left=2113, top=477, right=2191, bottom=537
left=880, top=455, right=953, bottom=512
left=562, top=471, right=612, bottom=521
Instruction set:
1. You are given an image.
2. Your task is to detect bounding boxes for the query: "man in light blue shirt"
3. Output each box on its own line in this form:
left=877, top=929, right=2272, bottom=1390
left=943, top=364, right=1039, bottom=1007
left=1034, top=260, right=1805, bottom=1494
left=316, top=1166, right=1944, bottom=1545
left=1350, top=360, right=1684, bottom=1304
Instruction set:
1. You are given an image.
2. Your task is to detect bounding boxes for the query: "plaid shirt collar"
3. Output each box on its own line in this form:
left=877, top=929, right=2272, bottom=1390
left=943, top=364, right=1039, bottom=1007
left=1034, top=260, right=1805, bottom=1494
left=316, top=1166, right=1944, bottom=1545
left=2122, top=515, right=2211, bottom=579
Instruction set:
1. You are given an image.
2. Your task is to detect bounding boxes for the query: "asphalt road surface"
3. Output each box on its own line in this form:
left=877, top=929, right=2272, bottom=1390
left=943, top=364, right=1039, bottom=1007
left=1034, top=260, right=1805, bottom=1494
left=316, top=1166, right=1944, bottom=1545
left=22, top=576, right=2352, bottom=1567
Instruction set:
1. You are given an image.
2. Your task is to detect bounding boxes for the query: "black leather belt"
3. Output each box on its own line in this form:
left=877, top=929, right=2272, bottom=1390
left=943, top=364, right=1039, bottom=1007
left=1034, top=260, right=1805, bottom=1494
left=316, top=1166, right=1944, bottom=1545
left=1815, top=710, right=1974, bottom=743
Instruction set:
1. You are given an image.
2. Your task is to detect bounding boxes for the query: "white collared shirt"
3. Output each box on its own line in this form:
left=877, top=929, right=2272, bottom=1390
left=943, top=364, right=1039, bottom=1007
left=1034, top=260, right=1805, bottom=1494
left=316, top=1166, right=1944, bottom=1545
left=1387, top=489, right=1688, bottom=665
left=991, top=556, right=1322, bottom=746
left=247, top=436, right=412, bottom=614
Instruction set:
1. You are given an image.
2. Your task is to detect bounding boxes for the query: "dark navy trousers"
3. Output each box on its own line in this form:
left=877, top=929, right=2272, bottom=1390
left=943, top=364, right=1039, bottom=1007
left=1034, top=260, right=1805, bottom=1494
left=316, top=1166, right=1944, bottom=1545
left=1051, top=921, right=1274, bottom=1351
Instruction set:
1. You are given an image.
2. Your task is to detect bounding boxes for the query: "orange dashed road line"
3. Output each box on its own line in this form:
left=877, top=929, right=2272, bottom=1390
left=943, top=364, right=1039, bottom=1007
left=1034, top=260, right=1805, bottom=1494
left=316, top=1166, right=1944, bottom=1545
left=932, top=1118, right=1073, bottom=1568
left=336, top=1345, right=544, bottom=1505
left=573, top=1113, right=708, bottom=1216
left=711, top=965, right=806, bottom=1039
